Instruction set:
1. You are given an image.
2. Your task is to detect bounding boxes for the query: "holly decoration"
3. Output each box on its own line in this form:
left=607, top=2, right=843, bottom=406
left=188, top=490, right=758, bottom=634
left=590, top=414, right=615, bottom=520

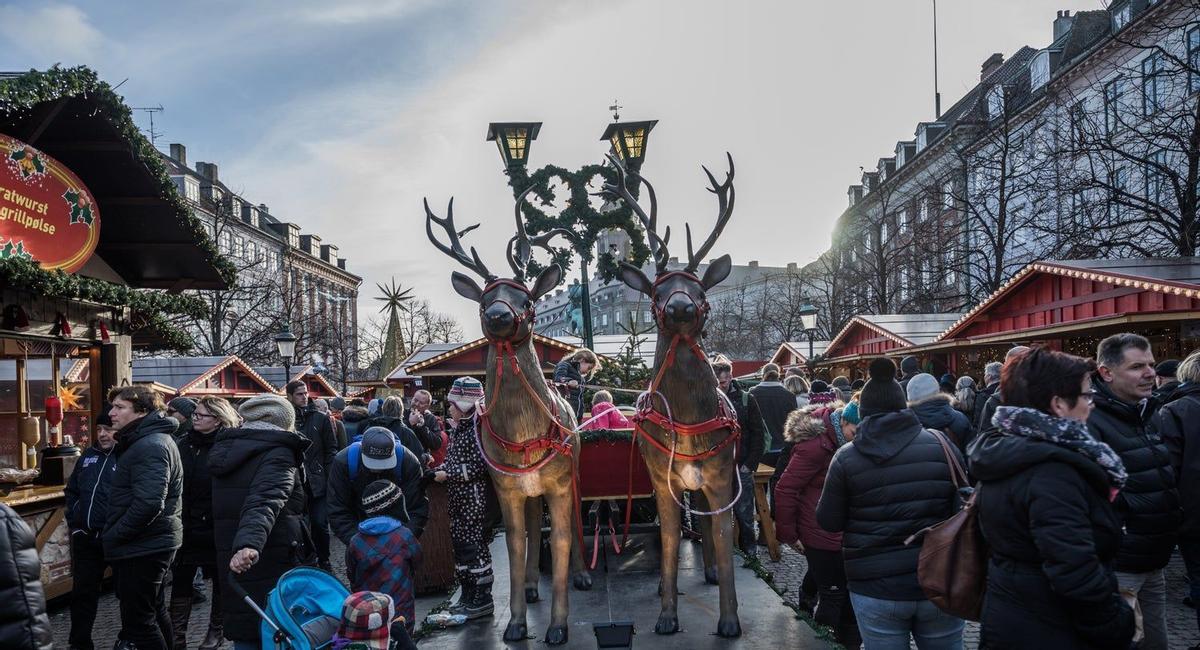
left=0, top=238, right=32, bottom=260
left=62, top=189, right=95, bottom=226
left=8, top=147, right=45, bottom=179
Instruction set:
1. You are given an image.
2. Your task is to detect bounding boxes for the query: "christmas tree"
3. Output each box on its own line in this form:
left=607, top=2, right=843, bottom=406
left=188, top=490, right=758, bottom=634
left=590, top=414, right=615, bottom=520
left=375, top=278, right=413, bottom=394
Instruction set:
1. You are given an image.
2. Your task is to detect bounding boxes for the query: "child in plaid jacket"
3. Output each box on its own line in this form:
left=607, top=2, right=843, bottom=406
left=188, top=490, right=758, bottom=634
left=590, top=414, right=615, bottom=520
left=346, top=480, right=422, bottom=633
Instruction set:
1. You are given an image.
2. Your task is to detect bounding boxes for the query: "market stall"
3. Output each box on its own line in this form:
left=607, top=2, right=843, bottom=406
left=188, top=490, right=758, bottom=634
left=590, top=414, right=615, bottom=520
left=0, top=67, right=231, bottom=597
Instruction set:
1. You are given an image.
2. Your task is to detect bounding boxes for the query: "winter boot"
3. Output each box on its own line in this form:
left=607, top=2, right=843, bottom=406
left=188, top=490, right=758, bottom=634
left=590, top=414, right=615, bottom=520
left=814, top=585, right=847, bottom=629
left=168, top=592, right=192, bottom=649
left=448, top=583, right=474, bottom=617
left=462, top=582, right=495, bottom=620
left=198, top=607, right=224, bottom=650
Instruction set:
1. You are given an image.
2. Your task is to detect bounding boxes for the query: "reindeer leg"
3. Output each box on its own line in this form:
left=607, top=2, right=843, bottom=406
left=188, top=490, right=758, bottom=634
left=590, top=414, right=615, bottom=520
left=702, top=477, right=741, bottom=638
left=499, top=492, right=530, bottom=642
left=570, top=496, right=593, bottom=590
left=545, top=488, right=573, bottom=645
left=695, top=491, right=719, bottom=585
left=523, top=497, right=542, bottom=604
left=653, top=481, right=682, bottom=634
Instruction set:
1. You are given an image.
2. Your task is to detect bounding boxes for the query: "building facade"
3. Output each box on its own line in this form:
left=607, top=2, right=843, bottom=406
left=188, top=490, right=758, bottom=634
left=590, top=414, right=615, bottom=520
left=163, top=143, right=361, bottom=367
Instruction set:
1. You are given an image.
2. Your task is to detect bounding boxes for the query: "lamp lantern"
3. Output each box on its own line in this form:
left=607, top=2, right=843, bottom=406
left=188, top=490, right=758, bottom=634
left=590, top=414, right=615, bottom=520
left=486, top=122, right=542, bottom=169
left=600, top=119, right=658, bottom=166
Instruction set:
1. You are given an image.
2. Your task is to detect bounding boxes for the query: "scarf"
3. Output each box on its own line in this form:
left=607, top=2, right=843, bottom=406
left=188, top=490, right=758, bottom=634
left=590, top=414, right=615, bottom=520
left=993, top=406, right=1127, bottom=489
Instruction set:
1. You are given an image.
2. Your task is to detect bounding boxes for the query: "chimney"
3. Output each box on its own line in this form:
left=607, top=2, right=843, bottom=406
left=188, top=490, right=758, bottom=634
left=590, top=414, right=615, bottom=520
left=299, top=234, right=322, bottom=255
left=1053, top=10, right=1074, bottom=41
left=169, top=143, right=186, bottom=166
left=336, top=259, right=346, bottom=270
left=981, top=53, right=1005, bottom=82
left=195, top=161, right=218, bottom=183
left=320, top=243, right=339, bottom=264
left=787, top=262, right=797, bottom=271
left=748, top=260, right=759, bottom=268
left=258, top=203, right=269, bottom=215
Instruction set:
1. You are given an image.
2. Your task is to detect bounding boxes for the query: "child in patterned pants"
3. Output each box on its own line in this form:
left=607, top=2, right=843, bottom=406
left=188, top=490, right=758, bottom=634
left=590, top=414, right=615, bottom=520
left=432, top=376, right=494, bottom=620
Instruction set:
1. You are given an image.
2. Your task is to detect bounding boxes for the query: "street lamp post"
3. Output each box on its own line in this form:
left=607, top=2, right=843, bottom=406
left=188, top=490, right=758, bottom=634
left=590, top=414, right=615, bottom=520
left=799, top=303, right=819, bottom=362
left=274, top=322, right=298, bottom=384
left=486, top=118, right=656, bottom=350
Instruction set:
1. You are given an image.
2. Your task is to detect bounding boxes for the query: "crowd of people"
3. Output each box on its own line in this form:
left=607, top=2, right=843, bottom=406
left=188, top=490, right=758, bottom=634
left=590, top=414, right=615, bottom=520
left=754, top=333, right=1192, bottom=650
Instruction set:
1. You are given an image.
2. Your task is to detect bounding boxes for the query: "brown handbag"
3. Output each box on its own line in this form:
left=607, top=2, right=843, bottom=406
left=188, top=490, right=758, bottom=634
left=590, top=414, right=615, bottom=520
left=905, top=429, right=988, bottom=621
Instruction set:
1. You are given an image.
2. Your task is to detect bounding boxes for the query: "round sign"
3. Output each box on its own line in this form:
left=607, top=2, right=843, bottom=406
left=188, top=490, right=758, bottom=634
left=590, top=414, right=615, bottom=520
left=0, top=134, right=100, bottom=273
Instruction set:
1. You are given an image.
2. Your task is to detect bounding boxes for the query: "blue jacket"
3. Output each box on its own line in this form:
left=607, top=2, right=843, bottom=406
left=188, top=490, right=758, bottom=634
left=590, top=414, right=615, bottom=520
left=64, top=443, right=116, bottom=533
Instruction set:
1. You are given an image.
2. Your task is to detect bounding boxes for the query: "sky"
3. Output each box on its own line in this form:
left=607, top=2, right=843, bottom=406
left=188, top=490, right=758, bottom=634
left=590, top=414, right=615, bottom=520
left=0, top=0, right=1105, bottom=334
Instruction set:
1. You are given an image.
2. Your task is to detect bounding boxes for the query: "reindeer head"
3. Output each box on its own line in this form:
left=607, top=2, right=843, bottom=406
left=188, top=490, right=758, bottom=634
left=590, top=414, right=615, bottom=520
left=606, top=154, right=735, bottom=338
left=425, top=188, right=566, bottom=343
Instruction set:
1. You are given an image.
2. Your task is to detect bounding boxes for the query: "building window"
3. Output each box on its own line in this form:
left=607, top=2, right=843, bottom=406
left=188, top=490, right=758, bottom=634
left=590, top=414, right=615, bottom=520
left=1105, top=77, right=1127, bottom=134
left=1112, top=3, right=1131, bottom=31
left=643, top=310, right=652, bottom=323
left=880, top=220, right=889, bottom=243
left=1146, top=149, right=1168, bottom=205
left=1108, top=167, right=1129, bottom=220
left=1031, top=50, right=1050, bottom=90
left=942, top=182, right=954, bottom=210
left=987, top=85, right=1005, bottom=120
left=220, top=230, right=232, bottom=253
left=898, top=211, right=908, bottom=234
left=1190, top=27, right=1200, bottom=94
left=1069, top=100, right=1087, bottom=146
left=1142, top=53, right=1163, bottom=115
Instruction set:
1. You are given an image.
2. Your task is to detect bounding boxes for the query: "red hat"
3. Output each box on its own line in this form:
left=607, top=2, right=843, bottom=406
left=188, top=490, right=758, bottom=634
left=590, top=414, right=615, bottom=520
left=337, top=591, right=394, bottom=649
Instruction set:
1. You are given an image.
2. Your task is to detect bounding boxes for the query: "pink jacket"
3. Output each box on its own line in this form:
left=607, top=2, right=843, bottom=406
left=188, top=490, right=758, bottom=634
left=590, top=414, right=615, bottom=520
left=582, top=402, right=632, bottom=431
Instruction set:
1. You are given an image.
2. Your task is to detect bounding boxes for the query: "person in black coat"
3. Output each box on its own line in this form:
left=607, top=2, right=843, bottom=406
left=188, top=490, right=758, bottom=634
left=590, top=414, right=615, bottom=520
left=713, top=357, right=765, bottom=553
left=0, top=502, right=52, bottom=650
left=102, top=386, right=183, bottom=650
left=1157, top=350, right=1200, bottom=641
left=342, top=404, right=371, bottom=443
left=64, top=410, right=117, bottom=650
left=405, top=389, right=444, bottom=454
left=905, top=373, right=971, bottom=450
left=1089, top=333, right=1180, bottom=650
left=816, top=357, right=964, bottom=648
left=170, top=396, right=239, bottom=650
left=971, top=361, right=1001, bottom=433
left=1152, top=359, right=1180, bottom=402
left=369, top=396, right=430, bottom=463
left=328, top=427, right=429, bottom=544
left=285, top=380, right=337, bottom=571
left=554, top=348, right=599, bottom=419
left=210, top=394, right=314, bottom=647
left=971, top=347, right=1134, bottom=649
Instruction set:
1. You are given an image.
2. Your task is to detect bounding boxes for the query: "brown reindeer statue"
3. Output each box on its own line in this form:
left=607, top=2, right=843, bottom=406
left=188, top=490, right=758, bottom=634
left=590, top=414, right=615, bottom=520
left=607, top=153, right=742, bottom=638
left=425, top=190, right=590, bottom=645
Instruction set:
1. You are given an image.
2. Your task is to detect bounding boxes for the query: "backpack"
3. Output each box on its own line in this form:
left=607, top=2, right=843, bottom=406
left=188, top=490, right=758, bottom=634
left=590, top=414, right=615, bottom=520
left=741, top=390, right=772, bottom=459
left=347, top=440, right=404, bottom=484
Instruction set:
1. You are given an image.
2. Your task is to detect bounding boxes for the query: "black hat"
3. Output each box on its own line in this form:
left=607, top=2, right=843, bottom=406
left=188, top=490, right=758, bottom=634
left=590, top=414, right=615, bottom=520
left=1155, top=359, right=1180, bottom=379
left=859, top=357, right=907, bottom=417
left=850, top=379, right=865, bottom=391
left=810, top=380, right=830, bottom=394
left=362, top=479, right=409, bottom=522
left=900, top=355, right=920, bottom=376
left=361, top=427, right=398, bottom=471
left=95, top=403, right=114, bottom=429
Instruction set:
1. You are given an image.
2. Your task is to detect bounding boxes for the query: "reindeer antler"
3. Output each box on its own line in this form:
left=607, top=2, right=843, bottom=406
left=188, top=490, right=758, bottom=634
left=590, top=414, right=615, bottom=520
left=424, top=197, right=496, bottom=282
left=685, top=152, right=735, bottom=273
left=603, top=153, right=670, bottom=274
left=506, top=185, right=573, bottom=280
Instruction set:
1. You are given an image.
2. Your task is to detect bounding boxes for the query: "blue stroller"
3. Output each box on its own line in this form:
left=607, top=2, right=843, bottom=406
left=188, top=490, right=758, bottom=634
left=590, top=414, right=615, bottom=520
left=229, top=567, right=350, bottom=650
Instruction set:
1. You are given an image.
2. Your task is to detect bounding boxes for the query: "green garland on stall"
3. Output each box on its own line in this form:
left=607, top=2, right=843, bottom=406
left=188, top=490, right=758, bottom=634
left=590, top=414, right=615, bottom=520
left=138, top=312, right=195, bottom=353
left=737, top=549, right=844, bottom=648
left=504, top=164, right=651, bottom=280
left=0, top=66, right=238, bottom=287
left=0, top=257, right=207, bottom=319
left=579, top=427, right=636, bottom=443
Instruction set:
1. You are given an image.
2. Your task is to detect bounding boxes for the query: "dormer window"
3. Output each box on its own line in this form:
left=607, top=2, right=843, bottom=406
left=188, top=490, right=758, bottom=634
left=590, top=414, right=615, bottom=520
left=916, top=125, right=928, bottom=151
left=1112, top=3, right=1131, bottom=31
left=1031, top=50, right=1050, bottom=90
left=987, top=85, right=1005, bottom=119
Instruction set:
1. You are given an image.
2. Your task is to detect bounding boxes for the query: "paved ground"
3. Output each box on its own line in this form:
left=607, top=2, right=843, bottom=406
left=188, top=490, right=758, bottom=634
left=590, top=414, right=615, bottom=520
left=50, top=535, right=1198, bottom=649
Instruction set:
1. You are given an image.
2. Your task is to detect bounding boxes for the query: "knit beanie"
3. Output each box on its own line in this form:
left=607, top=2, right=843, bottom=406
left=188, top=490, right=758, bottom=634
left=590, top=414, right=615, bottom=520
left=810, top=380, right=830, bottom=394
left=362, top=479, right=409, bottom=522
left=168, top=397, right=196, bottom=418
left=906, top=373, right=940, bottom=402
left=900, top=355, right=920, bottom=376
left=238, top=394, right=295, bottom=431
left=859, top=358, right=907, bottom=417
left=448, top=376, right=485, bottom=401
left=330, top=396, right=347, bottom=411
left=841, top=400, right=861, bottom=425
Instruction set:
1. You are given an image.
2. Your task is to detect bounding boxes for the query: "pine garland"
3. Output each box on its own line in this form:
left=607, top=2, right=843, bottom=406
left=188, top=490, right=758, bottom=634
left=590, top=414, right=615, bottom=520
left=0, top=66, right=237, bottom=286
left=579, top=427, right=636, bottom=443
left=737, top=549, right=845, bottom=648
left=0, top=257, right=206, bottom=319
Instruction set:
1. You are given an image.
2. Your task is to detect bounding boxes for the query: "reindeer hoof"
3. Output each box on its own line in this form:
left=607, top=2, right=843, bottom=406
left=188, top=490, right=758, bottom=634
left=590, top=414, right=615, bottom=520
left=545, top=624, right=569, bottom=645
left=704, top=567, right=719, bottom=585
left=655, top=614, right=680, bottom=635
left=524, top=587, right=539, bottom=603
left=503, top=621, right=528, bottom=642
left=573, top=571, right=593, bottom=591
left=717, top=616, right=742, bottom=638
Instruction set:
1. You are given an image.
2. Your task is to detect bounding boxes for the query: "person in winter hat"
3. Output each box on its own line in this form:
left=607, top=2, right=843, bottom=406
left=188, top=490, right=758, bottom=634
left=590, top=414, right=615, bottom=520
left=346, top=480, right=421, bottom=636
left=334, top=591, right=414, bottom=650
left=816, top=357, right=964, bottom=647
left=210, top=393, right=314, bottom=647
left=906, top=373, right=971, bottom=450
left=65, top=407, right=117, bottom=650
left=167, top=397, right=196, bottom=440
left=432, top=376, right=494, bottom=620
left=808, top=380, right=839, bottom=405
left=898, top=355, right=920, bottom=392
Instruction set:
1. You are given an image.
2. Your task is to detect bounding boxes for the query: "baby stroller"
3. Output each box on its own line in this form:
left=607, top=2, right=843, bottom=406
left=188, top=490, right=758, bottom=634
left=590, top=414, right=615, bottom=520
left=229, top=566, right=350, bottom=650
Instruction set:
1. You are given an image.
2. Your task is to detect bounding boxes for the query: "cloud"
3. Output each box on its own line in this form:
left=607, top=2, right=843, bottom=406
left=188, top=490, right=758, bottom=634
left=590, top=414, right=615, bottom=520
left=0, top=4, right=106, bottom=64
left=292, top=0, right=440, bottom=25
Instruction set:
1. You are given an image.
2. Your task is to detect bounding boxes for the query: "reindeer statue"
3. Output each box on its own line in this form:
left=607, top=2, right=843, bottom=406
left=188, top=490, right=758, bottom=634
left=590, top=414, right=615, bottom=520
left=607, top=153, right=742, bottom=638
left=425, top=189, right=590, bottom=645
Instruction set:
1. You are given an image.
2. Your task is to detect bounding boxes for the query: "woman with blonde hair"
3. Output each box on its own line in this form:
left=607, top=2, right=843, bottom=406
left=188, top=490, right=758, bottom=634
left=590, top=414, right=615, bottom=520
left=784, top=374, right=810, bottom=409
left=555, top=348, right=600, bottom=418
left=169, top=396, right=238, bottom=649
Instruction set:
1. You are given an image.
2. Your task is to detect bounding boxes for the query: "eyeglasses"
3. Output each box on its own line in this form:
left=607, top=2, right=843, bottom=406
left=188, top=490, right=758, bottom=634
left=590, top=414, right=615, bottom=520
left=1083, top=390, right=1098, bottom=405
left=193, top=412, right=214, bottom=420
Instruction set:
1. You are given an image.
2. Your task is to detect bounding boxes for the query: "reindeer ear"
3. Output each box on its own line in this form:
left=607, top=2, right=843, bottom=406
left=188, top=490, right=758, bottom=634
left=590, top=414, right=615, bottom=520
left=701, top=254, right=732, bottom=290
left=619, top=262, right=653, bottom=296
left=531, top=264, right=562, bottom=301
left=451, top=271, right=484, bottom=302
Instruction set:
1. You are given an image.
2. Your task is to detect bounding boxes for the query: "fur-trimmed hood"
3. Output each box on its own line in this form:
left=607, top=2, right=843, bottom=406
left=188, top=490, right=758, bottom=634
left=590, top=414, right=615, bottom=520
left=907, top=391, right=953, bottom=409
left=784, top=402, right=844, bottom=443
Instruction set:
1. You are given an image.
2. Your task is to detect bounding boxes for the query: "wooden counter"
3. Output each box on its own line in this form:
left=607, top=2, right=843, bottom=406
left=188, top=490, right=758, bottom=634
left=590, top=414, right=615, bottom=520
left=1, top=483, right=73, bottom=599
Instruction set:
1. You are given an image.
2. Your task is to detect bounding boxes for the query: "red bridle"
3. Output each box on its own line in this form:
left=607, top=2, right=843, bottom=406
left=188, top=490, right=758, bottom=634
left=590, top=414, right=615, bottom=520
left=478, top=278, right=536, bottom=345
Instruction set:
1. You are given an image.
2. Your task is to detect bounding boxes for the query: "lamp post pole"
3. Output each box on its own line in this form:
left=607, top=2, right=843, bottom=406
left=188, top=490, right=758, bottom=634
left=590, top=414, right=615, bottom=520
left=274, top=322, right=298, bottom=389
left=487, top=119, right=656, bottom=351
